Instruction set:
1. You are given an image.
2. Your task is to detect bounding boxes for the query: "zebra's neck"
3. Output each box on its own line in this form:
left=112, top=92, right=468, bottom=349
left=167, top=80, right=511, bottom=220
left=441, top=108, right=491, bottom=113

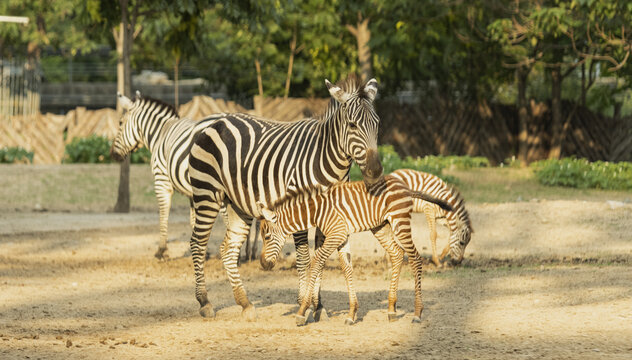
left=446, top=196, right=471, bottom=234
left=276, top=194, right=316, bottom=234
left=136, top=100, right=180, bottom=153
left=320, top=102, right=352, bottom=176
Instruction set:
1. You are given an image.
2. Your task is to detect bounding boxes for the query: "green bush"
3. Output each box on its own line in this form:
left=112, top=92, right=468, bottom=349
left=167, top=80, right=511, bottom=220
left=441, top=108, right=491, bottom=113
left=530, top=157, right=632, bottom=190
left=63, top=135, right=151, bottom=164
left=349, top=145, right=464, bottom=183
left=130, top=147, right=151, bottom=164
left=0, top=147, right=34, bottom=164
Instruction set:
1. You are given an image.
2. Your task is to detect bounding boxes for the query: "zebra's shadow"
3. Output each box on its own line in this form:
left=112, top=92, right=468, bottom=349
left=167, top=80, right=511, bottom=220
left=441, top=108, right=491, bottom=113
left=269, top=288, right=428, bottom=323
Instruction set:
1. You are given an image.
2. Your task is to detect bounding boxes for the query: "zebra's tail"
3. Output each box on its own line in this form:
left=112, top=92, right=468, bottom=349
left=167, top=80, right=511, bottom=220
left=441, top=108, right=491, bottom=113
left=409, top=191, right=453, bottom=212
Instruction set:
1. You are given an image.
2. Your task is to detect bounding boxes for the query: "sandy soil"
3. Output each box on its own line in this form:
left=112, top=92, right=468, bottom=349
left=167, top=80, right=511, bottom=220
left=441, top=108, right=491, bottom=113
left=1, top=200, right=631, bottom=359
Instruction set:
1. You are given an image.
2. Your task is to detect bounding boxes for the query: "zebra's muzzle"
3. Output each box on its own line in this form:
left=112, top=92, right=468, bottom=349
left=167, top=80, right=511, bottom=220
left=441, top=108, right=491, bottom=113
left=361, top=148, right=383, bottom=185
left=260, top=253, right=276, bottom=271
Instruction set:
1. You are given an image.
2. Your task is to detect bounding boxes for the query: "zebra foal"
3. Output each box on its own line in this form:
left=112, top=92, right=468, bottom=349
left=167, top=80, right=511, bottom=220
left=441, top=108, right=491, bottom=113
left=390, top=169, right=473, bottom=266
left=258, top=175, right=453, bottom=326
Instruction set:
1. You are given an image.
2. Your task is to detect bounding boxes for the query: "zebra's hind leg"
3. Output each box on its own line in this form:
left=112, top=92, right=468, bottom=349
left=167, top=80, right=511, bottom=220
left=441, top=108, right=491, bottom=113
left=154, top=177, right=174, bottom=260
left=392, top=218, right=424, bottom=323
left=337, top=240, right=357, bottom=325
left=190, top=195, right=222, bottom=318
left=372, top=224, right=404, bottom=322
left=424, top=207, right=441, bottom=267
left=220, top=203, right=256, bottom=321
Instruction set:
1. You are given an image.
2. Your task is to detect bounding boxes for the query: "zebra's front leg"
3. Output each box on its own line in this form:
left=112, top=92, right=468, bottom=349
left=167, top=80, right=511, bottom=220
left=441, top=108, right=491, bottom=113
left=295, top=228, right=328, bottom=321
left=296, top=233, right=343, bottom=326
left=293, top=231, right=311, bottom=305
left=336, top=240, right=358, bottom=325
left=154, top=178, right=174, bottom=260
left=220, top=204, right=256, bottom=321
left=372, top=224, right=404, bottom=322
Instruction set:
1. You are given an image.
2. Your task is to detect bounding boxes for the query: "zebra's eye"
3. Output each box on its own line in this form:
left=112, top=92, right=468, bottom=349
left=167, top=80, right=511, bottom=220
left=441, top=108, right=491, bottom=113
left=459, top=241, right=465, bottom=246
left=348, top=122, right=358, bottom=130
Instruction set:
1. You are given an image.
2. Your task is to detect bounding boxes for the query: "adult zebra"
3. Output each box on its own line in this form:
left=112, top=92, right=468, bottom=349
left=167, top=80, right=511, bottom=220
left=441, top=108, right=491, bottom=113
left=110, top=91, right=226, bottom=259
left=390, top=169, right=473, bottom=266
left=188, top=76, right=383, bottom=319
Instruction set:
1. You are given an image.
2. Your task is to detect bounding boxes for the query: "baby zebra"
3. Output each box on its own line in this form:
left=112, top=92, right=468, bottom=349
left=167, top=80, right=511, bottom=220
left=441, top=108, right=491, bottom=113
left=391, top=169, right=473, bottom=266
left=258, top=175, right=452, bottom=326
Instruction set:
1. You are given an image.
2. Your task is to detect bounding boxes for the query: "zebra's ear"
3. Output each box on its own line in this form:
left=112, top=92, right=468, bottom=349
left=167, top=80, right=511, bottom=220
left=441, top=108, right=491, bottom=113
left=257, top=202, right=277, bottom=223
left=135, top=90, right=142, bottom=99
left=325, top=79, right=350, bottom=104
left=363, top=78, right=378, bottom=101
left=118, top=93, right=134, bottom=110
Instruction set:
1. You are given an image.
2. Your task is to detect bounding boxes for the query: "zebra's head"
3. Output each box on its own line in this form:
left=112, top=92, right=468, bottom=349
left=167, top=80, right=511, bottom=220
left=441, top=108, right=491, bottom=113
left=257, top=202, right=290, bottom=271
left=448, top=219, right=473, bottom=265
left=326, top=77, right=383, bottom=186
left=110, top=91, right=142, bottom=162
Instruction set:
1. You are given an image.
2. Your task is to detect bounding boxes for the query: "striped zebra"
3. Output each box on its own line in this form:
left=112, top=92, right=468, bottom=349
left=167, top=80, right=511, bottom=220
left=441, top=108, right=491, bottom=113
left=110, top=91, right=224, bottom=259
left=188, top=76, right=383, bottom=320
left=258, top=175, right=453, bottom=326
left=259, top=168, right=473, bottom=318
left=390, top=169, right=473, bottom=266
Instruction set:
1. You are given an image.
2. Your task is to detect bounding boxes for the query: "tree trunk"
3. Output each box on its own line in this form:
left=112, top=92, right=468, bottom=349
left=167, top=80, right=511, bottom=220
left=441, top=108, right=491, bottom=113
left=548, top=65, right=563, bottom=159
left=114, top=1, right=132, bottom=213
left=255, top=48, right=263, bottom=97
left=516, top=67, right=530, bottom=166
left=346, top=13, right=372, bottom=83
left=284, top=29, right=297, bottom=99
left=174, top=56, right=180, bottom=109
left=580, top=62, right=586, bottom=107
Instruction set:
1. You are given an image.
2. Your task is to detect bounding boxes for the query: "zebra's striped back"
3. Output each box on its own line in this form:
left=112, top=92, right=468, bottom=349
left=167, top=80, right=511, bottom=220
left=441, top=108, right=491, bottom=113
left=390, top=168, right=473, bottom=263
left=259, top=175, right=430, bottom=262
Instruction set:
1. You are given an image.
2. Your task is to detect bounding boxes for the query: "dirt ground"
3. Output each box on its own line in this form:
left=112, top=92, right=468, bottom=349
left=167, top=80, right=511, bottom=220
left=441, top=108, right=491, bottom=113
left=1, top=199, right=631, bottom=359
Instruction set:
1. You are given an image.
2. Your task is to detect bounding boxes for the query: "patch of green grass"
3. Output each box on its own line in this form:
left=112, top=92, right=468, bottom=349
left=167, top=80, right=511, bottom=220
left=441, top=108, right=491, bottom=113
left=446, top=167, right=632, bottom=203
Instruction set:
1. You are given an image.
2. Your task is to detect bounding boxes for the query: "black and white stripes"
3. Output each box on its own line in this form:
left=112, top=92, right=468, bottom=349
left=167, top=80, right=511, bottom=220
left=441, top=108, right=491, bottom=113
left=188, top=76, right=383, bottom=319
left=390, top=169, right=473, bottom=265
left=111, top=92, right=217, bottom=259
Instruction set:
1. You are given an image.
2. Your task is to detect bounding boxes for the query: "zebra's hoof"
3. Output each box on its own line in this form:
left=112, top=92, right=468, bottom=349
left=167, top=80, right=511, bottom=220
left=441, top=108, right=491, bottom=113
left=199, top=304, right=215, bottom=318
left=412, top=316, right=422, bottom=323
left=242, top=305, right=257, bottom=322
left=296, top=314, right=308, bottom=326
left=388, top=312, right=397, bottom=322
left=344, top=318, right=355, bottom=326
left=154, top=248, right=168, bottom=260
left=313, top=307, right=328, bottom=322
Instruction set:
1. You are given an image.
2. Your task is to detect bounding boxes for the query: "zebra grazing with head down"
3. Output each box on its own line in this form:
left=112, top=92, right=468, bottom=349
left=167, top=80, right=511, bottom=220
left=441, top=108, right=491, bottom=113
left=390, top=169, right=473, bottom=266
left=188, top=76, right=383, bottom=320
left=258, top=175, right=453, bottom=326
left=110, top=91, right=225, bottom=259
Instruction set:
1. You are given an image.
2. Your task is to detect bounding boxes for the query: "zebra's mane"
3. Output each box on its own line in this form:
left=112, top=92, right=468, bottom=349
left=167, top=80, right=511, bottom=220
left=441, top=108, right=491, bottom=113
left=314, top=74, right=372, bottom=122
left=136, top=95, right=179, bottom=119
left=268, top=180, right=356, bottom=210
left=269, top=183, right=331, bottom=210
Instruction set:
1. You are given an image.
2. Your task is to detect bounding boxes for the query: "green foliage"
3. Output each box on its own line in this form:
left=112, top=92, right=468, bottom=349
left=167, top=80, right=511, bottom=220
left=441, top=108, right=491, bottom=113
left=63, top=135, right=151, bottom=164
left=130, top=147, right=151, bottom=164
left=64, top=135, right=113, bottom=164
left=0, top=147, right=34, bottom=164
left=530, top=158, right=632, bottom=190
left=349, top=145, right=475, bottom=184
